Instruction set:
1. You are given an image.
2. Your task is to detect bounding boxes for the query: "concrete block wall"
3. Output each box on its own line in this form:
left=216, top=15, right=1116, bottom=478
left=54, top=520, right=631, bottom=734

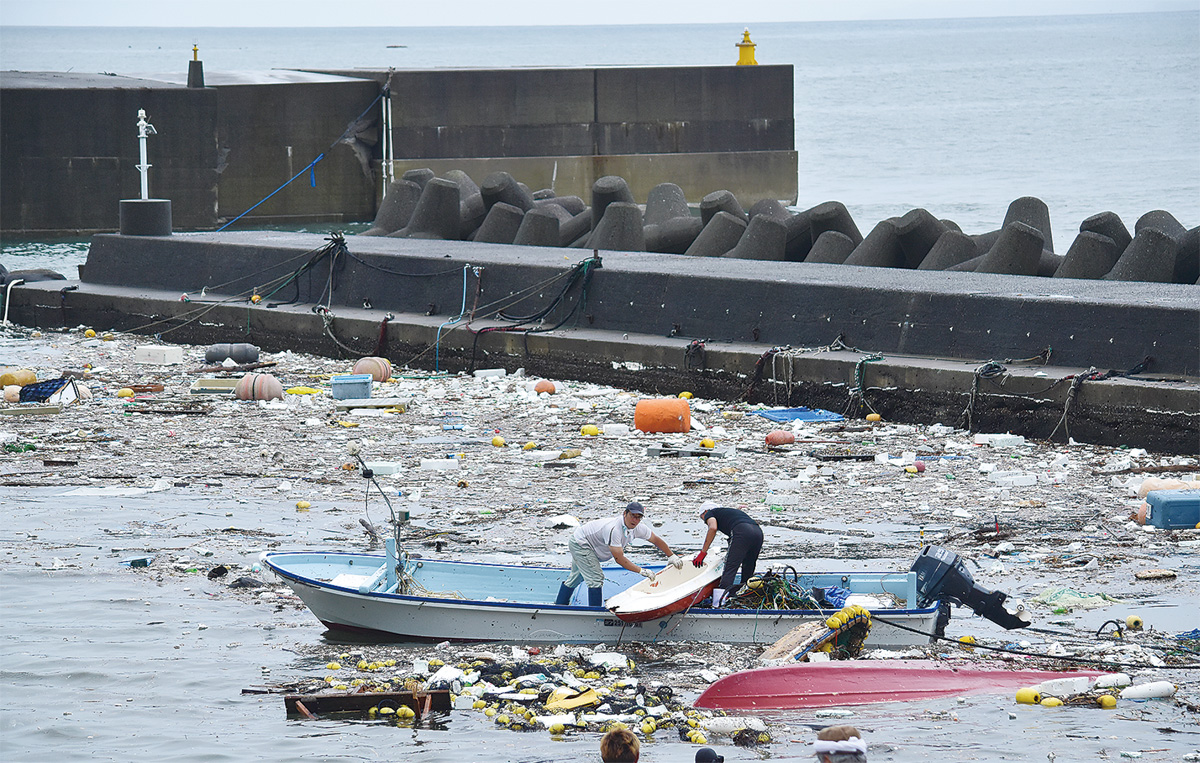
left=0, top=73, right=219, bottom=233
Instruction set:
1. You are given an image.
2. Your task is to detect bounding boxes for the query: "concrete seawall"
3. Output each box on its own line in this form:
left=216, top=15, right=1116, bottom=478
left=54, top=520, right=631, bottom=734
left=8, top=232, right=1198, bottom=453
left=0, top=66, right=796, bottom=234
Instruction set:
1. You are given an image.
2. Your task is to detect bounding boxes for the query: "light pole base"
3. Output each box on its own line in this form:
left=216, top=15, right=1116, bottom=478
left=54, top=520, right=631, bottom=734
left=119, top=199, right=172, bottom=236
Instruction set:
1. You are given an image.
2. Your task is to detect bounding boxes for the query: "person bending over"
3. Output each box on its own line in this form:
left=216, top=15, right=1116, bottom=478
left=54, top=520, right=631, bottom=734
left=556, top=502, right=683, bottom=607
left=692, top=501, right=763, bottom=607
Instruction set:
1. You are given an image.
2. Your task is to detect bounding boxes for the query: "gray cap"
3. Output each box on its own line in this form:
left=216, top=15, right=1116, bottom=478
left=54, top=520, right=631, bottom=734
left=625, top=502, right=645, bottom=515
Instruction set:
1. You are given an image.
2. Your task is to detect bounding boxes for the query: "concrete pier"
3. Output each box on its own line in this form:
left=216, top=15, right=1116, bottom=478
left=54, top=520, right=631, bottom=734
left=7, top=231, right=1196, bottom=453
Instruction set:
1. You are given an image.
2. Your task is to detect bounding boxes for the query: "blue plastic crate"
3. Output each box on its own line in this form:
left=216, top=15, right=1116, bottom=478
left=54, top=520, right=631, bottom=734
left=331, top=374, right=372, bottom=400
left=1145, top=489, right=1200, bottom=530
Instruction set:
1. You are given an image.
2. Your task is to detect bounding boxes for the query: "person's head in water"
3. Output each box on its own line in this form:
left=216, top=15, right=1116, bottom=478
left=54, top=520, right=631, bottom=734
left=813, top=724, right=867, bottom=763
left=600, top=727, right=639, bottom=762
left=695, top=747, right=724, bottom=763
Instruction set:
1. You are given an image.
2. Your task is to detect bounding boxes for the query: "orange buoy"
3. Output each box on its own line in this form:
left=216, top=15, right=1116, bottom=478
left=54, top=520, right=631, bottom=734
left=634, top=398, right=691, bottom=433
left=352, top=356, right=392, bottom=382
left=234, top=372, right=284, bottom=401
left=534, top=380, right=556, bottom=395
left=765, top=430, right=795, bottom=447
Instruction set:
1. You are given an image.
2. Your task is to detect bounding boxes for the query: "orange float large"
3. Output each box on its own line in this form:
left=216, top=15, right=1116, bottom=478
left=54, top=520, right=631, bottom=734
left=634, top=398, right=691, bottom=433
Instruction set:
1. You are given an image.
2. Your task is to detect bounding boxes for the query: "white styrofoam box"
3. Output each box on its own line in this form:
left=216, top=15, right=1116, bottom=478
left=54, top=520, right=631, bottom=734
left=134, top=345, right=184, bottom=364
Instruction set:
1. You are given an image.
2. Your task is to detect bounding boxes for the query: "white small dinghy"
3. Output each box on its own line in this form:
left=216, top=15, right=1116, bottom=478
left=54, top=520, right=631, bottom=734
left=605, top=553, right=724, bottom=623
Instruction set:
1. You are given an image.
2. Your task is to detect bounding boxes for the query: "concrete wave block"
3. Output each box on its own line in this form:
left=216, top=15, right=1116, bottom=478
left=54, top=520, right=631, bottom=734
left=803, top=230, right=856, bottom=264
left=940, top=219, right=963, bottom=233
left=591, top=175, right=635, bottom=229
left=361, top=178, right=421, bottom=236
left=784, top=208, right=814, bottom=262
left=1003, top=196, right=1054, bottom=252
left=473, top=202, right=526, bottom=244
left=723, top=214, right=787, bottom=261
left=443, top=170, right=484, bottom=237
left=974, top=221, right=1044, bottom=275
left=588, top=201, right=645, bottom=252
left=1053, top=231, right=1120, bottom=279
left=536, top=195, right=587, bottom=216
left=1177, top=226, right=1199, bottom=284
left=748, top=198, right=791, bottom=222
left=513, top=206, right=568, bottom=247
left=393, top=177, right=462, bottom=240
left=531, top=188, right=556, bottom=200
left=844, top=218, right=903, bottom=268
left=1079, top=211, right=1131, bottom=255
left=645, top=215, right=704, bottom=254
left=481, top=171, right=535, bottom=212
left=1104, top=226, right=1179, bottom=283
left=947, top=255, right=982, bottom=272
left=1038, top=250, right=1064, bottom=277
left=684, top=211, right=747, bottom=258
left=895, top=208, right=949, bottom=268
left=970, top=228, right=1002, bottom=254
left=918, top=230, right=979, bottom=271
left=559, top=209, right=593, bottom=247
left=810, top=201, right=863, bottom=246
left=401, top=168, right=435, bottom=191
left=644, top=183, right=690, bottom=226
left=700, top=190, right=746, bottom=225
left=1135, top=209, right=1186, bottom=240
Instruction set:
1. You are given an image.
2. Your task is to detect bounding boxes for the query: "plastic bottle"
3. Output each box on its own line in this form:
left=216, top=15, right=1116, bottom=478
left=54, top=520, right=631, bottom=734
left=1119, top=681, right=1176, bottom=699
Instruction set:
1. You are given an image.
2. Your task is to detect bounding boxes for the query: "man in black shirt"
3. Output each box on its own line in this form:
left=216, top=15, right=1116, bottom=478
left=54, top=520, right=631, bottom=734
left=692, top=501, right=764, bottom=607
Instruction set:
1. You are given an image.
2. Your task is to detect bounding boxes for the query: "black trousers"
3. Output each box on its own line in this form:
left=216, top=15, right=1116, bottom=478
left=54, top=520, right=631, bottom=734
left=719, top=522, right=764, bottom=591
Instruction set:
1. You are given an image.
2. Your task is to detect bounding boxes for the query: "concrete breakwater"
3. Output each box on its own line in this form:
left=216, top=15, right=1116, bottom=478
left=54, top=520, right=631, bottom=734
left=368, top=169, right=1199, bottom=285
left=7, top=229, right=1198, bottom=453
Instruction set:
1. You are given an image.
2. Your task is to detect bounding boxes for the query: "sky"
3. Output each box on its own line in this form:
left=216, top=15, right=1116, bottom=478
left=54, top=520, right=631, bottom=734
left=0, top=0, right=1195, bottom=27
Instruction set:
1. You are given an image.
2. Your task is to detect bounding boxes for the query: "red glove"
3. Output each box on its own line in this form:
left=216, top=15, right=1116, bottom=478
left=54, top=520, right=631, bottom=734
left=692, top=551, right=707, bottom=567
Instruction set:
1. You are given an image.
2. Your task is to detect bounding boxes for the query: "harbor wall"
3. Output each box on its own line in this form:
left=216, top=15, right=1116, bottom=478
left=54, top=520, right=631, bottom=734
left=10, top=232, right=1197, bottom=452
left=1, top=65, right=797, bottom=234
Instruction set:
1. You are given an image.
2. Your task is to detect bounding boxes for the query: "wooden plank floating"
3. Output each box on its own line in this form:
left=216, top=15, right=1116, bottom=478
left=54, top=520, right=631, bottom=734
left=283, top=690, right=451, bottom=719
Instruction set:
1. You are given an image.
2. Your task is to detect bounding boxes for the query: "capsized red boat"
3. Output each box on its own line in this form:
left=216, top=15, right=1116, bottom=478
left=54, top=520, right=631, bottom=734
left=695, top=660, right=1108, bottom=710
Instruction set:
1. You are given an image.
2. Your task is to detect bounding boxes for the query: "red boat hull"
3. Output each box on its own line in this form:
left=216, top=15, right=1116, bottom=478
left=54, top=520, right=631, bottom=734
left=695, top=660, right=1107, bottom=710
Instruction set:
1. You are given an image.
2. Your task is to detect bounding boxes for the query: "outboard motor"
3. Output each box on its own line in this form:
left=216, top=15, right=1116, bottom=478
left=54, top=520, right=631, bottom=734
left=911, top=545, right=1031, bottom=629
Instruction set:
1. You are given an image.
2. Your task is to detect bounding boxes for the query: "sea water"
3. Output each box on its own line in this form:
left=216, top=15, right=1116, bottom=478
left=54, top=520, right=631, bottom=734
left=1, top=12, right=1197, bottom=272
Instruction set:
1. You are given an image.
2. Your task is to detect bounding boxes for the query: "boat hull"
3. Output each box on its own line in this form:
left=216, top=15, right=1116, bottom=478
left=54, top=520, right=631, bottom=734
left=695, top=660, right=1108, bottom=709
left=262, top=552, right=942, bottom=647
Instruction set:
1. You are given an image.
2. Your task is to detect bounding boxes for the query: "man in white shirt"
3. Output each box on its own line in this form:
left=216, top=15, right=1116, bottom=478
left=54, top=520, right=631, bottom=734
left=555, top=502, right=684, bottom=607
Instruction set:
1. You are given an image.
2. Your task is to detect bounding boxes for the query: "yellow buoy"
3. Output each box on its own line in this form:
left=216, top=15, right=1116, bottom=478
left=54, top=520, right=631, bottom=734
left=491, top=436, right=506, bottom=447
left=296, top=500, right=311, bottom=510
left=866, top=412, right=882, bottom=422
left=84, top=328, right=96, bottom=338
left=1040, top=697, right=1064, bottom=707
left=700, top=438, right=716, bottom=448
left=580, top=424, right=600, bottom=436
left=735, top=28, right=757, bottom=66
left=1125, top=615, right=1143, bottom=631
left=1097, top=694, right=1117, bottom=709
left=473, top=699, right=487, bottom=709
left=678, top=391, right=694, bottom=399
left=549, top=722, right=565, bottom=734
left=641, top=720, right=656, bottom=734
left=523, top=441, right=538, bottom=451
left=378, top=706, right=395, bottom=715
left=117, top=387, right=135, bottom=398
left=250, top=294, right=262, bottom=304
left=325, top=662, right=341, bottom=670
left=1015, top=687, right=1041, bottom=704
left=396, top=705, right=415, bottom=719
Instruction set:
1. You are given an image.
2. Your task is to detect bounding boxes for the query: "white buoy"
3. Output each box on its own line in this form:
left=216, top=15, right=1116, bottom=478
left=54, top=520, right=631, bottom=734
left=1119, top=681, right=1177, bottom=699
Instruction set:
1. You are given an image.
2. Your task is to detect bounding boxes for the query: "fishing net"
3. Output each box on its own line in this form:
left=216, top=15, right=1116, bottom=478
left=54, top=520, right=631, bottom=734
left=723, top=570, right=822, bottom=611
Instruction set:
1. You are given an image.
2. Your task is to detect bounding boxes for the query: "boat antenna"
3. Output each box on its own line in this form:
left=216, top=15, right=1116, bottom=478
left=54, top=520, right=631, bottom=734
left=346, top=440, right=406, bottom=564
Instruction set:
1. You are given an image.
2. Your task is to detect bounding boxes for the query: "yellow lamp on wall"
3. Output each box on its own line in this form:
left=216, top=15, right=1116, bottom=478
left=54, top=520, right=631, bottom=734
left=736, top=28, right=758, bottom=66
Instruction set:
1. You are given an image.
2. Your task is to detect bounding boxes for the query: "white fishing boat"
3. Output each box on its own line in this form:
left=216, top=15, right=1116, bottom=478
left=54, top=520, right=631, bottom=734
left=260, top=544, right=949, bottom=647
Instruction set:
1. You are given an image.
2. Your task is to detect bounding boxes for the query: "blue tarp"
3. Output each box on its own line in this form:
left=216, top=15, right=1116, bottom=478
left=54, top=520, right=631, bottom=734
left=750, top=407, right=843, bottom=423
